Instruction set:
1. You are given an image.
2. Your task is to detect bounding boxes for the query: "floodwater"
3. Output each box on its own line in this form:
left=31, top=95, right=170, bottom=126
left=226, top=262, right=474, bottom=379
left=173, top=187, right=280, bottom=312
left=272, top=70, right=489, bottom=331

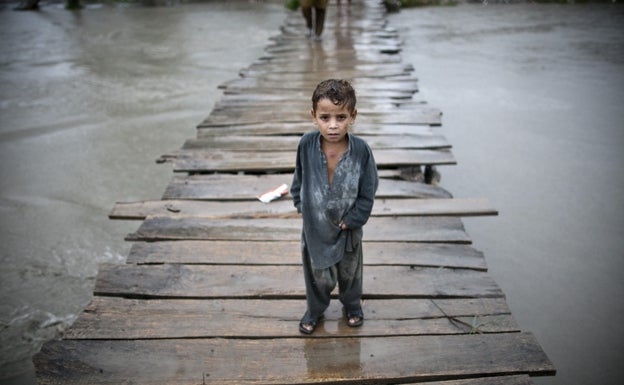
left=0, top=1, right=622, bottom=384
left=0, top=1, right=285, bottom=383
left=389, top=4, right=624, bottom=385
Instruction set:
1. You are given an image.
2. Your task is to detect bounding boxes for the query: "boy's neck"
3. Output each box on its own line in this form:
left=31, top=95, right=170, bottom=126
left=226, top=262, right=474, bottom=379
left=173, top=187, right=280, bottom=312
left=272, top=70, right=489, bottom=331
left=321, top=135, right=348, bottom=154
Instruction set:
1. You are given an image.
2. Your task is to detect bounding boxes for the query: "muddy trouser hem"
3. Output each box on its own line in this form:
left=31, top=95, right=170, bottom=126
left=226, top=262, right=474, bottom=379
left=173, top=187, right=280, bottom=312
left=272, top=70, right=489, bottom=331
left=301, top=239, right=363, bottom=321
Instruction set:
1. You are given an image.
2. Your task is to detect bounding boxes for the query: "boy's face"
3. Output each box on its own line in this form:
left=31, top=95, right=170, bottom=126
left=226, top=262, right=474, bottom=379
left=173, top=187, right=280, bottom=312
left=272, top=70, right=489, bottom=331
left=311, top=98, right=357, bottom=144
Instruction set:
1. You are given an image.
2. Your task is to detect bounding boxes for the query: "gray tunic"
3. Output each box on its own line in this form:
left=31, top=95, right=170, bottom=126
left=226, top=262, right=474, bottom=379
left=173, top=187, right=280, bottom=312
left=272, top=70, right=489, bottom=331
left=290, top=131, right=378, bottom=269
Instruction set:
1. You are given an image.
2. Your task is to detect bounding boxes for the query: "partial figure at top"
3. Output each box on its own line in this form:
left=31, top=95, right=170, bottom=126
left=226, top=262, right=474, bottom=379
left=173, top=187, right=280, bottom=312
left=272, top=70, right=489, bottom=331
left=301, top=0, right=329, bottom=42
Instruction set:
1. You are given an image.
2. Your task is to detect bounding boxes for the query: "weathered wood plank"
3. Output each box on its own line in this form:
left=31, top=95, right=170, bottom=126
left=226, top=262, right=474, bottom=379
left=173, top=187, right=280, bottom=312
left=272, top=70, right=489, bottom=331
left=282, top=18, right=389, bottom=33
left=126, top=216, right=471, bottom=243
left=215, top=94, right=420, bottom=108
left=405, top=375, right=536, bottom=385
left=212, top=99, right=426, bottom=112
left=252, top=55, right=403, bottom=68
left=93, top=264, right=501, bottom=299
left=265, top=42, right=401, bottom=55
left=110, top=198, right=496, bottom=221
left=196, top=123, right=435, bottom=137
left=240, top=63, right=412, bottom=77
left=219, top=81, right=419, bottom=96
left=276, top=26, right=397, bottom=41
left=33, top=333, right=555, bottom=384
left=179, top=133, right=450, bottom=151
left=238, top=65, right=411, bottom=80
left=200, top=107, right=442, bottom=126
left=212, top=98, right=425, bottom=112
left=238, top=68, right=410, bottom=81
left=223, top=72, right=418, bottom=87
left=161, top=174, right=452, bottom=200
left=220, top=85, right=417, bottom=98
left=171, top=148, right=455, bottom=173
left=65, top=297, right=515, bottom=339
left=126, top=241, right=487, bottom=270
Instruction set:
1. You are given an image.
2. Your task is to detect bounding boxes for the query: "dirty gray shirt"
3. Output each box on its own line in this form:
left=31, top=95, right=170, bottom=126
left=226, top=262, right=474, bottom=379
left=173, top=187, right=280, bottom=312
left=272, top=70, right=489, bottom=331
left=290, top=131, right=378, bottom=269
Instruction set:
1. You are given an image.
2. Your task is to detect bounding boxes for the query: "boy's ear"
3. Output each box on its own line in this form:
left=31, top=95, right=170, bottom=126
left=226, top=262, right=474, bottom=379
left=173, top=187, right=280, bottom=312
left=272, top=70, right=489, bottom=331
left=310, top=109, right=316, bottom=122
left=350, top=108, right=358, bottom=122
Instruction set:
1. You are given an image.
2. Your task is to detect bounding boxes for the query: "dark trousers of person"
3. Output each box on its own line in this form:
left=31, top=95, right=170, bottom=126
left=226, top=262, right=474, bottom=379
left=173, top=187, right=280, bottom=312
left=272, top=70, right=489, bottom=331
left=302, top=6, right=326, bottom=37
left=300, top=0, right=328, bottom=37
left=301, top=241, right=363, bottom=323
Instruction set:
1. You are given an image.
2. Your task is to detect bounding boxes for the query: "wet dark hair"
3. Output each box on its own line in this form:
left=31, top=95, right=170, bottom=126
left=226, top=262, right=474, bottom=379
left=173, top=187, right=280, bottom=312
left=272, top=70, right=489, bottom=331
left=311, top=79, right=357, bottom=113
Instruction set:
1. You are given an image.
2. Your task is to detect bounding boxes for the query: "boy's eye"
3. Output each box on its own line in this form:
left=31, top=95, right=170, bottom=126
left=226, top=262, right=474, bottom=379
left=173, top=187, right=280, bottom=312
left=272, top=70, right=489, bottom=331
left=318, top=114, right=347, bottom=122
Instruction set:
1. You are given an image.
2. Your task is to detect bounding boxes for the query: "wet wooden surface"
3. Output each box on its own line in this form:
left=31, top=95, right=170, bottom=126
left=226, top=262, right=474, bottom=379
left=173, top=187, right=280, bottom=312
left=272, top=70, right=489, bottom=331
left=93, top=264, right=502, bottom=299
left=171, top=148, right=456, bottom=173
left=124, top=241, right=488, bottom=270
left=109, top=197, right=497, bottom=220
left=34, top=0, right=554, bottom=383
left=162, top=173, right=453, bottom=200
left=36, top=334, right=551, bottom=385
left=125, top=216, right=472, bottom=243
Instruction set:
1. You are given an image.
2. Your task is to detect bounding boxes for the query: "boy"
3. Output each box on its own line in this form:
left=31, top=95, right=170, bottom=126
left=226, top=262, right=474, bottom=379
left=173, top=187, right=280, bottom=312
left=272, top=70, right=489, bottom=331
left=290, top=79, right=378, bottom=334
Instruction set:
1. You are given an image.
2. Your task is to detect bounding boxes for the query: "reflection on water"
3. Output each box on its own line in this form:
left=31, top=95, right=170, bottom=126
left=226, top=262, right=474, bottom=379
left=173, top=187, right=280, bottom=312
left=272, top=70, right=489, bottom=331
left=0, top=1, right=284, bottom=382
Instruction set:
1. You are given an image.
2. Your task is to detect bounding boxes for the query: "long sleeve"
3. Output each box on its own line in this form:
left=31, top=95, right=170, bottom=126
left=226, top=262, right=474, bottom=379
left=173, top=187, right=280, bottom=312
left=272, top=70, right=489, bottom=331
left=290, top=141, right=303, bottom=213
left=341, top=144, right=378, bottom=229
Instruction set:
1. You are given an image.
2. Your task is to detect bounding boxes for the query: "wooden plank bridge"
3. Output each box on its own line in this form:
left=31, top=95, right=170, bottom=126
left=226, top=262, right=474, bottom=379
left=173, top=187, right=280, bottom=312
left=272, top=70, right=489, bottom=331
left=34, top=1, right=555, bottom=383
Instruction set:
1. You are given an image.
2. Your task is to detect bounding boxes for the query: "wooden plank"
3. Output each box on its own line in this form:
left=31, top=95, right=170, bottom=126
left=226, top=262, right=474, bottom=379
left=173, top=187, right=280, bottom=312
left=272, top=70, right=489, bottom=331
left=212, top=99, right=426, bottom=112
left=233, top=72, right=417, bottom=86
left=215, top=94, right=420, bottom=108
left=282, top=18, right=389, bottom=32
left=126, top=216, right=471, bottom=243
left=210, top=96, right=420, bottom=109
left=240, top=63, right=412, bottom=76
left=219, top=75, right=420, bottom=93
left=212, top=97, right=424, bottom=110
left=220, top=84, right=417, bottom=99
left=238, top=65, right=412, bottom=79
left=275, top=27, right=397, bottom=41
left=126, top=241, right=487, bottom=270
left=110, top=198, right=496, bottom=221
left=200, top=108, right=442, bottom=126
left=196, top=123, right=436, bottom=137
left=65, top=297, right=515, bottom=340
left=406, top=375, right=535, bottom=385
left=161, top=174, right=452, bottom=200
left=264, top=41, right=401, bottom=55
left=253, top=54, right=403, bottom=66
left=179, top=133, right=450, bottom=151
left=93, top=264, right=501, bottom=299
left=171, top=148, right=455, bottom=173
left=33, top=333, right=555, bottom=384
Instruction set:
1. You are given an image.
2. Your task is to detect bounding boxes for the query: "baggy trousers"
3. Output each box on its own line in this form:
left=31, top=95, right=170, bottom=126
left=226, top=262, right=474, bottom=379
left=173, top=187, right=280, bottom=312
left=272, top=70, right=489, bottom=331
left=301, top=236, right=364, bottom=324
